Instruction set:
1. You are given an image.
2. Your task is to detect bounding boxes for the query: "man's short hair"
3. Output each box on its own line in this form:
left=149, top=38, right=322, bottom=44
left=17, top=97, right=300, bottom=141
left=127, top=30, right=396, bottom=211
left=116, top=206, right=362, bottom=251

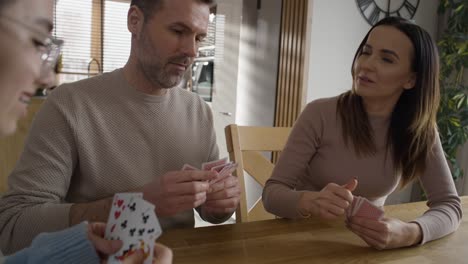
left=130, top=0, right=216, bottom=21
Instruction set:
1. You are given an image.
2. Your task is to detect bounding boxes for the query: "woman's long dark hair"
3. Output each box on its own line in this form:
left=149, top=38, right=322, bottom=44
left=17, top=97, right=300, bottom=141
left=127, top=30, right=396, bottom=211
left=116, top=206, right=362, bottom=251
left=337, top=16, right=440, bottom=188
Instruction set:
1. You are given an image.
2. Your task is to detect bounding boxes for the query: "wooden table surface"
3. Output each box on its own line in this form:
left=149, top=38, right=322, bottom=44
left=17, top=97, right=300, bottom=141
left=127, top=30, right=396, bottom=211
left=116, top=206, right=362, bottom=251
left=159, top=196, right=467, bottom=264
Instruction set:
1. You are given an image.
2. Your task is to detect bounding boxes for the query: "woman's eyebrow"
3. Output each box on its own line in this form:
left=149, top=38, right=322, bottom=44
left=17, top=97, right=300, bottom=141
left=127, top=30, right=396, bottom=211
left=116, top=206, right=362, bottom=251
left=381, top=49, right=400, bottom=60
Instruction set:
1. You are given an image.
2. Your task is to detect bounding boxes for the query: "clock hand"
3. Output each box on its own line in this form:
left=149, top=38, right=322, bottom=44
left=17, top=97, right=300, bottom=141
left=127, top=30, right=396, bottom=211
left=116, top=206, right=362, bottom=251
left=387, top=0, right=391, bottom=16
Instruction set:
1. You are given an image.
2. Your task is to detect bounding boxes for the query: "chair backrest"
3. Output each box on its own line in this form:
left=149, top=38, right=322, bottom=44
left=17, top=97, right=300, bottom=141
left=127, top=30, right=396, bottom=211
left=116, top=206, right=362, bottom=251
left=225, top=124, right=291, bottom=223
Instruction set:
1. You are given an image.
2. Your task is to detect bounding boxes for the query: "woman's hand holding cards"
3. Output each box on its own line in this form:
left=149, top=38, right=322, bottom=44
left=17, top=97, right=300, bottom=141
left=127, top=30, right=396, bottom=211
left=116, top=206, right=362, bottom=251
left=104, top=243, right=172, bottom=264
left=87, top=222, right=173, bottom=264
left=346, top=217, right=422, bottom=250
left=152, top=243, right=173, bottom=264
left=297, top=178, right=358, bottom=220
left=87, top=222, right=123, bottom=262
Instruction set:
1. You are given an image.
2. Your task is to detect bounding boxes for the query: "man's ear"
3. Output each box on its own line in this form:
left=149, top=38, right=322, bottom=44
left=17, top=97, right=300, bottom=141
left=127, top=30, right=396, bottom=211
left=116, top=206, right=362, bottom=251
left=403, top=72, right=417, bottom=90
left=127, top=6, right=144, bottom=39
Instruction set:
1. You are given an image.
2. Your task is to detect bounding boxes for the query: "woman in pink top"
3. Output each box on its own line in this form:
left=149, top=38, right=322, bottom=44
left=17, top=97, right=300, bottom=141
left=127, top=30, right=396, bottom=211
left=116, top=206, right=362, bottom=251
left=263, top=16, right=462, bottom=250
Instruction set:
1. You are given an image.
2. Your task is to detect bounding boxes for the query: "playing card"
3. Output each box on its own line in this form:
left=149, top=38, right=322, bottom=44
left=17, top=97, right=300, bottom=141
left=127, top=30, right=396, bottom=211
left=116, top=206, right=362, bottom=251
left=107, top=196, right=155, bottom=264
left=353, top=199, right=384, bottom=220
left=201, top=157, right=228, bottom=171
left=351, top=196, right=364, bottom=217
left=219, top=162, right=238, bottom=177
left=182, top=158, right=236, bottom=185
left=181, top=164, right=198, bottom=171
left=346, top=196, right=357, bottom=219
left=347, top=196, right=384, bottom=221
left=138, top=200, right=161, bottom=237
left=105, top=193, right=143, bottom=240
left=106, top=193, right=162, bottom=264
left=210, top=162, right=231, bottom=173
left=210, top=162, right=238, bottom=184
left=112, top=198, right=156, bottom=264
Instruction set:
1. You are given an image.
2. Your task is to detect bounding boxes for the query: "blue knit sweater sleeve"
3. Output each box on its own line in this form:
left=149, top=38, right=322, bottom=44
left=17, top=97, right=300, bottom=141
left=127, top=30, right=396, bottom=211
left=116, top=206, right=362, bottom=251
left=4, top=222, right=100, bottom=264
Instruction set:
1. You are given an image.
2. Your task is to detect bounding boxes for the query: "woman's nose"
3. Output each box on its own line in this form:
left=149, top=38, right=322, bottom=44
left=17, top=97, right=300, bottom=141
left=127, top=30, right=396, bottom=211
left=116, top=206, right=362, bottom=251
left=36, top=67, right=57, bottom=90
left=359, top=56, right=376, bottom=72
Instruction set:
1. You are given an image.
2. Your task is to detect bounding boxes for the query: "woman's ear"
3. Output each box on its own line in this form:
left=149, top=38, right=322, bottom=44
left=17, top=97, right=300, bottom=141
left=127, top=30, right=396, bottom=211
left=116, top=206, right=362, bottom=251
left=403, top=72, right=417, bottom=90
left=127, top=6, right=144, bottom=39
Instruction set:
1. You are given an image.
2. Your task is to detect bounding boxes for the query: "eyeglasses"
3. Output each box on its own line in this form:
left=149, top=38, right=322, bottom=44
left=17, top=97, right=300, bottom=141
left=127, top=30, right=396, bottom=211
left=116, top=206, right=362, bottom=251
left=41, top=37, right=64, bottom=69
left=39, top=37, right=64, bottom=78
left=0, top=15, right=64, bottom=76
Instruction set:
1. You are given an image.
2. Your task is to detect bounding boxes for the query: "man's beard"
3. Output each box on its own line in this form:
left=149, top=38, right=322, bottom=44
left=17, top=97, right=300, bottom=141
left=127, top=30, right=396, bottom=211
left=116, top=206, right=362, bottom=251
left=140, top=55, right=190, bottom=89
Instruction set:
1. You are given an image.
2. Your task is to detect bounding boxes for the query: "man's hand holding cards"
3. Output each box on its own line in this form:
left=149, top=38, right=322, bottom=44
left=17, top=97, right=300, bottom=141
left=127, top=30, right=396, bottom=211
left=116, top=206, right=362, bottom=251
left=181, top=157, right=239, bottom=186
left=203, top=157, right=239, bottom=185
left=105, top=193, right=162, bottom=264
left=182, top=158, right=241, bottom=217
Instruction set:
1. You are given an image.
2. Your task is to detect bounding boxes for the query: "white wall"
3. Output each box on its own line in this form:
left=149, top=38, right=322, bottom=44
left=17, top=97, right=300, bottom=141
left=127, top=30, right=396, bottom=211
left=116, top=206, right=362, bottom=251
left=235, top=0, right=282, bottom=210
left=236, top=0, right=281, bottom=126
left=211, top=0, right=243, bottom=160
left=305, top=0, right=439, bottom=102
left=304, top=0, right=440, bottom=204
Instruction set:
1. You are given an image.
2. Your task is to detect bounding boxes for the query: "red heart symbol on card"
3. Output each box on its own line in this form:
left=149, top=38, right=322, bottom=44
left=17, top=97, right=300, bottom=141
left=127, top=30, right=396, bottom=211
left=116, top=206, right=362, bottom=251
left=117, top=199, right=124, bottom=208
left=115, top=211, right=121, bottom=219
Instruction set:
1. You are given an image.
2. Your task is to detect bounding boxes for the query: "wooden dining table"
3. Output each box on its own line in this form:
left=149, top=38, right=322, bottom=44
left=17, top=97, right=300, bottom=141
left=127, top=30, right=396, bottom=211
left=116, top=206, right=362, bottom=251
left=159, top=196, right=467, bottom=264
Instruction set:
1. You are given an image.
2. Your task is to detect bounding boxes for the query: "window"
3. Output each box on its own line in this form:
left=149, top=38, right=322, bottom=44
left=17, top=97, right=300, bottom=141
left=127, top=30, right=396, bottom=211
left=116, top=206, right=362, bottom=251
left=53, top=0, right=131, bottom=84
left=191, top=61, right=214, bottom=102
left=185, top=11, right=220, bottom=102
left=53, top=0, right=219, bottom=96
left=103, top=1, right=131, bottom=72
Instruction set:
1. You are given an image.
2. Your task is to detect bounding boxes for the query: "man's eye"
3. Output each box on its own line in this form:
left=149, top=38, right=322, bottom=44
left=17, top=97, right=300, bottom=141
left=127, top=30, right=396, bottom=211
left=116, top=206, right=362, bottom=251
left=172, top=29, right=183, bottom=35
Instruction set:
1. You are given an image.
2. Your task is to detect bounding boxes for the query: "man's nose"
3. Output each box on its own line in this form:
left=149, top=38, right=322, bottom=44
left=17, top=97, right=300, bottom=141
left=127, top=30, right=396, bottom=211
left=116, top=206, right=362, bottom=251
left=180, top=38, right=198, bottom=58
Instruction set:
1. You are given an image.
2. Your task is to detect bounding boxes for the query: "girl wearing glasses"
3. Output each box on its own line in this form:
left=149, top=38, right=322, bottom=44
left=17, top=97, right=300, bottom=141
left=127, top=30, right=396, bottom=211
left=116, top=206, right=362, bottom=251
left=0, top=0, right=171, bottom=263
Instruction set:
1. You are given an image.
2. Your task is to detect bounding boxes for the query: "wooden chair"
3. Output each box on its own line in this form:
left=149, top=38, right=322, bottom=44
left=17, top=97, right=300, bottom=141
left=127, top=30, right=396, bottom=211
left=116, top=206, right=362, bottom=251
left=225, top=124, right=292, bottom=223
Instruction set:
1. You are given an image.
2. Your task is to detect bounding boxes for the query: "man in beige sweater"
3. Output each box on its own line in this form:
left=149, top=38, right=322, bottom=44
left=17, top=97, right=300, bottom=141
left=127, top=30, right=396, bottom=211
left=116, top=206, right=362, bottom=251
left=0, top=0, right=241, bottom=254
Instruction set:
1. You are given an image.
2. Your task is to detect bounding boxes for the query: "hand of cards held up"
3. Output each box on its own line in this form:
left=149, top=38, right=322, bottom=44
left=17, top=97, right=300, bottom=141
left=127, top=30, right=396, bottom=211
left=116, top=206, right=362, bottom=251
left=105, top=193, right=163, bottom=264
left=346, top=195, right=384, bottom=221
left=181, top=157, right=238, bottom=184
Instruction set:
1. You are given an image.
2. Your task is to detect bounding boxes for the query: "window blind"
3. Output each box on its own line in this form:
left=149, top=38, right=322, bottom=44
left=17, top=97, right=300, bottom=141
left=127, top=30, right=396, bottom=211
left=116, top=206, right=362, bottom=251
left=103, top=0, right=131, bottom=72
left=53, top=0, right=216, bottom=77
left=53, top=0, right=131, bottom=76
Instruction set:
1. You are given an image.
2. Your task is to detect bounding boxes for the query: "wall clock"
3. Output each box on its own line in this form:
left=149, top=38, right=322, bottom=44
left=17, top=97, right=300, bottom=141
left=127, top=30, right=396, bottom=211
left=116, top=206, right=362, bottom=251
left=356, top=0, right=420, bottom=26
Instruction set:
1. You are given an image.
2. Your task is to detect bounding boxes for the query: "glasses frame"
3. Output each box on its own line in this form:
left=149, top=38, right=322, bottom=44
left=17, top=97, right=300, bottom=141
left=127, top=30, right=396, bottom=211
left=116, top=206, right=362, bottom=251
left=0, top=15, right=64, bottom=75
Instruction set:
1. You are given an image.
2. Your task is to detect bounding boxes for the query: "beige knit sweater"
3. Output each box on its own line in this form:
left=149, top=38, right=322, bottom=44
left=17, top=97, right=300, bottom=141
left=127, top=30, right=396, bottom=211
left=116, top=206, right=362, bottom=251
left=0, top=69, right=219, bottom=253
left=263, top=96, right=462, bottom=245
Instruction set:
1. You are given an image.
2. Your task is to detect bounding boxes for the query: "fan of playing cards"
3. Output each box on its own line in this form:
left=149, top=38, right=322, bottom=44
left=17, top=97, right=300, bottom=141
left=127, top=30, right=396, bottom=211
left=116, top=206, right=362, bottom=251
left=105, top=193, right=162, bottom=264
left=346, top=195, right=384, bottom=221
left=182, top=157, right=238, bottom=184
